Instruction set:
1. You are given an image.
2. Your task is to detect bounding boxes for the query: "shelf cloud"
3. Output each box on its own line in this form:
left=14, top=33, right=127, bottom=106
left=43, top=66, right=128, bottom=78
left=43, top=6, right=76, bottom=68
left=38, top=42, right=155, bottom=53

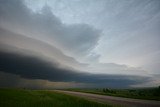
left=0, top=0, right=160, bottom=88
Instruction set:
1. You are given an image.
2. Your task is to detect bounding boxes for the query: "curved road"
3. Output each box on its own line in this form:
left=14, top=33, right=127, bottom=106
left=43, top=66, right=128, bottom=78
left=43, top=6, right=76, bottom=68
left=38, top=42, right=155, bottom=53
left=55, top=90, right=160, bottom=107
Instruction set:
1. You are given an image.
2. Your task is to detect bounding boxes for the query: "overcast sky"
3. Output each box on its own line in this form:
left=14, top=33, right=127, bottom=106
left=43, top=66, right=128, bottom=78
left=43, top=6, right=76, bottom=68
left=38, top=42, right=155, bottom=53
left=0, top=0, right=160, bottom=88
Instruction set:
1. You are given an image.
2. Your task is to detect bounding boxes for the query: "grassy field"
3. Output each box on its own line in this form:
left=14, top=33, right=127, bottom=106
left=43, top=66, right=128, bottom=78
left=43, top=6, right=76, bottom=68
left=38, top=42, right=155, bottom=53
left=66, top=87, right=160, bottom=101
left=0, top=88, right=112, bottom=107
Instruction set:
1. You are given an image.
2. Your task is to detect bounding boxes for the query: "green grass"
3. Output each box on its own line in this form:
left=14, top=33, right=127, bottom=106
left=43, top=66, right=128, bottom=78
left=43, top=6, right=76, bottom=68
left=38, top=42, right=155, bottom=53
left=0, top=88, right=112, bottom=107
left=66, top=87, right=160, bottom=101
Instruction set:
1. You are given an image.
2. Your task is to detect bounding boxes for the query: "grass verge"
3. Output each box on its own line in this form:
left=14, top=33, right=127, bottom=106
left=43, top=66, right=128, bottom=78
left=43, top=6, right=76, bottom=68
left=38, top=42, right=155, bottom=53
left=0, top=88, right=112, bottom=107
left=66, top=87, right=160, bottom=101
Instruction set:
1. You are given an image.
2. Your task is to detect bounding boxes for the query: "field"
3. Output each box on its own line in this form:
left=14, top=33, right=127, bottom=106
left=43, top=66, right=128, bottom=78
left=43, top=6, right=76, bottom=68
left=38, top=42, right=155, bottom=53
left=66, top=87, right=160, bottom=101
left=0, top=88, right=112, bottom=107
left=1, top=88, right=159, bottom=107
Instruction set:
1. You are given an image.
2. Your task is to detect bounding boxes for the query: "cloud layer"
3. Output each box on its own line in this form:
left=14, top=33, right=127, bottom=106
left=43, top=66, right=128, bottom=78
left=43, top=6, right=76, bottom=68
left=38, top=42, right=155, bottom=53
left=0, top=50, right=150, bottom=88
left=0, top=0, right=101, bottom=59
left=0, top=0, right=159, bottom=88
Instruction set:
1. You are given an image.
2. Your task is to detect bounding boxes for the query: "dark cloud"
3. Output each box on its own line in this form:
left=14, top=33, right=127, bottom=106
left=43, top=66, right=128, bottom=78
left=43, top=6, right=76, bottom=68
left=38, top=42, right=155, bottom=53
left=0, top=71, right=20, bottom=88
left=0, top=50, right=149, bottom=88
left=0, top=0, right=157, bottom=88
left=0, top=51, right=79, bottom=82
left=0, top=27, right=87, bottom=70
left=0, top=27, right=149, bottom=88
left=0, top=72, right=89, bottom=89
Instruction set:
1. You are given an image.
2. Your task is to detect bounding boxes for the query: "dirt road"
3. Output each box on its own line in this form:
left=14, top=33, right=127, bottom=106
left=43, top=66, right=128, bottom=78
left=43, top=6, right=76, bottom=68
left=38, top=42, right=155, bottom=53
left=55, top=90, right=160, bottom=107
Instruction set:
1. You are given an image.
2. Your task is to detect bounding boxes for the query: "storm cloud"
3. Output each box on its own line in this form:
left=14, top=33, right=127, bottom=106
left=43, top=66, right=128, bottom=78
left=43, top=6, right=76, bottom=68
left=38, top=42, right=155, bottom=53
left=0, top=0, right=160, bottom=88
left=0, top=50, right=150, bottom=88
left=0, top=27, right=151, bottom=88
left=0, top=0, right=101, bottom=58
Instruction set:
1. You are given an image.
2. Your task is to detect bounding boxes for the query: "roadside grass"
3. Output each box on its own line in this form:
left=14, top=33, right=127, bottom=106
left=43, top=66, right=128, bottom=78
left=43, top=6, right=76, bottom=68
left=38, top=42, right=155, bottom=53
left=66, top=87, right=160, bottom=101
left=0, top=88, right=112, bottom=107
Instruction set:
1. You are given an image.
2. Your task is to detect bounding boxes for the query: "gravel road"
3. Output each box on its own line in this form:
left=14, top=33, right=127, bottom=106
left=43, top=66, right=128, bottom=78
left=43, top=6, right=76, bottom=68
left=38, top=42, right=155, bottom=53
left=55, top=90, right=160, bottom=107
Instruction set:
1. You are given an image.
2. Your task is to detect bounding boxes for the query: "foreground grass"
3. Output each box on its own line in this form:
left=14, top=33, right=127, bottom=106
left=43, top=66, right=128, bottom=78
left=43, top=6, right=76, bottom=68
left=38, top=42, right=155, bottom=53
left=0, top=88, right=112, bottom=107
left=66, top=87, right=160, bottom=101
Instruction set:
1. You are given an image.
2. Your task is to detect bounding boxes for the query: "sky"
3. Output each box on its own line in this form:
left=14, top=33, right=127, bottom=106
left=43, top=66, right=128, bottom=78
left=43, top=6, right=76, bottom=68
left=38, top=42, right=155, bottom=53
left=0, top=0, right=160, bottom=88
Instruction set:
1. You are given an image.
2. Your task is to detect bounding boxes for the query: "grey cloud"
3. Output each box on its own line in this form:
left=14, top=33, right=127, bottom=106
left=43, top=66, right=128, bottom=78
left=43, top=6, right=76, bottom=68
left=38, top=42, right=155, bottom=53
left=0, top=27, right=87, bottom=70
left=131, top=74, right=160, bottom=87
left=0, top=0, right=159, bottom=88
left=0, top=28, right=154, bottom=88
left=87, top=63, right=149, bottom=76
left=0, top=0, right=101, bottom=57
left=61, top=24, right=101, bottom=55
left=0, top=25, right=154, bottom=88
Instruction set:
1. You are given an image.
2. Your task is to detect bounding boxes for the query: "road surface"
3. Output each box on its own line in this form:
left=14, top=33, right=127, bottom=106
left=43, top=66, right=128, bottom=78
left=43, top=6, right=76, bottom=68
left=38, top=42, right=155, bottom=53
left=55, top=90, right=160, bottom=107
